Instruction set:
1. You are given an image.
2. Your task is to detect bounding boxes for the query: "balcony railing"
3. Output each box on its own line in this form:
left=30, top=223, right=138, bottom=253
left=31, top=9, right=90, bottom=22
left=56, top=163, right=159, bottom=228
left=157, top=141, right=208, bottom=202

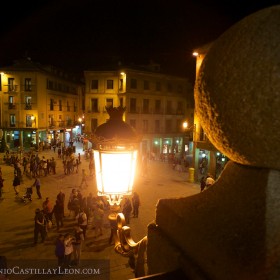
left=48, top=120, right=73, bottom=128
left=87, top=106, right=100, bottom=113
left=25, top=104, right=32, bottom=110
left=58, top=121, right=65, bottom=128
left=154, top=109, right=164, bottom=114
left=8, top=103, right=16, bottom=109
left=3, top=85, right=19, bottom=93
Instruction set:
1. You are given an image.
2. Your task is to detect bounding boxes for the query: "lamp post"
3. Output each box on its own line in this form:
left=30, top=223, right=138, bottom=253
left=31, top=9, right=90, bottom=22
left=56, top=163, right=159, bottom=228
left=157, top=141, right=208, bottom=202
left=182, top=121, right=196, bottom=183
left=92, top=106, right=145, bottom=257
left=78, top=117, right=83, bottom=135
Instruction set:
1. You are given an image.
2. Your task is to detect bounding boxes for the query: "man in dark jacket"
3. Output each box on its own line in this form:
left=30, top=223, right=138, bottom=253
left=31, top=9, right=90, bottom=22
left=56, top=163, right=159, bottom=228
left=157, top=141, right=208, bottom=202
left=32, top=177, right=42, bottom=199
left=34, top=209, right=46, bottom=245
left=55, top=234, right=65, bottom=267
left=122, top=198, right=132, bottom=224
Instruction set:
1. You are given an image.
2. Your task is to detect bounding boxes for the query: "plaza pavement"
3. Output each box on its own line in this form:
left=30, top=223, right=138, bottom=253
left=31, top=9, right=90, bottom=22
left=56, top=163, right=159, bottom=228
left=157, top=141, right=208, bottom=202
left=0, top=142, right=200, bottom=280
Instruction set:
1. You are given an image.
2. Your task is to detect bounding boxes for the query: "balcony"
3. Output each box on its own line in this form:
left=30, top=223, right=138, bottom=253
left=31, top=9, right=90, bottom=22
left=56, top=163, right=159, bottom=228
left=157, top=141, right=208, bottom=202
left=48, top=122, right=55, bottom=128
left=142, top=108, right=151, bottom=114
left=154, top=109, right=164, bottom=114
left=25, top=103, right=32, bottom=110
left=58, top=121, right=65, bottom=128
left=66, top=119, right=73, bottom=126
left=8, top=103, right=16, bottom=109
left=87, top=106, right=99, bottom=113
left=165, top=109, right=175, bottom=115
left=3, top=85, right=19, bottom=93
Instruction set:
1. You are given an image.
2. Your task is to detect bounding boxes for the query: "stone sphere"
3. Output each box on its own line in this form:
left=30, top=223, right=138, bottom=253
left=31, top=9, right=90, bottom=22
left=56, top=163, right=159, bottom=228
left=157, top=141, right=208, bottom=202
left=195, top=5, right=280, bottom=170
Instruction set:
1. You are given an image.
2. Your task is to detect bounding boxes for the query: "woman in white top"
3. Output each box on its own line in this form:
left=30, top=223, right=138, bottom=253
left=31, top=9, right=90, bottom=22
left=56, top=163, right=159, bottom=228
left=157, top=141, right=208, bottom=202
left=64, top=233, right=74, bottom=267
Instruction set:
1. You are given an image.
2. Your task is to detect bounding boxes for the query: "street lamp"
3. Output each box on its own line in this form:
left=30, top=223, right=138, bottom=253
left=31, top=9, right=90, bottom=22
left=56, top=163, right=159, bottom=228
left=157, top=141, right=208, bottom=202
left=182, top=120, right=196, bottom=183
left=92, top=106, right=145, bottom=256
left=78, top=117, right=83, bottom=135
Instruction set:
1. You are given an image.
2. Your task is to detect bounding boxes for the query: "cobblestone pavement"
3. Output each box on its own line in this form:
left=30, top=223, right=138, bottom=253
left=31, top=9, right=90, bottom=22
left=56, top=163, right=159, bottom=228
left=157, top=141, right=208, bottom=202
left=0, top=143, right=200, bottom=280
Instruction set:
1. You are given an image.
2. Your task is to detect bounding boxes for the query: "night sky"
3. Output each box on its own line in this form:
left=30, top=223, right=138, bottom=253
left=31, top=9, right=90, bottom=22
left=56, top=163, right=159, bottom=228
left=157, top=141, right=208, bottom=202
left=0, top=0, right=279, bottom=82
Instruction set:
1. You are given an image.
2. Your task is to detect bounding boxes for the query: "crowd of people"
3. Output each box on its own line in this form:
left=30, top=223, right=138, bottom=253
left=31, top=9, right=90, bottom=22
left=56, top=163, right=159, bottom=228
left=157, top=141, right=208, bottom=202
left=0, top=141, right=144, bottom=269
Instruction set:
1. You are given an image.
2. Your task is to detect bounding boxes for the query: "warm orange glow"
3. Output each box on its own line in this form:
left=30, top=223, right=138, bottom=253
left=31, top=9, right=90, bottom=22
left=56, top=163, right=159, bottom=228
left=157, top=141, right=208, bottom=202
left=183, top=121, right=188, bottom=129
left=94, top=150, right=138, bottom=196
left=193, top=52, right=199, bottom=57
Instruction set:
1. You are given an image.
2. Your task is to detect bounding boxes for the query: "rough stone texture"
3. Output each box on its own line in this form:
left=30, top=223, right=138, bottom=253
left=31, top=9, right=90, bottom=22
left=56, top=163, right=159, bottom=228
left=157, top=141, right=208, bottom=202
left=148, top=161, right=280, bottom=279
left=147, top=6, right=280, bottom=280
left=194, top=5, right=280, bottom=169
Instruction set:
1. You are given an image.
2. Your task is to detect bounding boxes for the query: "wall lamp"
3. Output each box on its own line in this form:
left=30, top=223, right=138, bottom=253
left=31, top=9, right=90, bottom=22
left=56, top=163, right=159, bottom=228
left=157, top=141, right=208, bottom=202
left=182, top=121, right=196, bottom=133
left=31, top=115, right=36, bottom=126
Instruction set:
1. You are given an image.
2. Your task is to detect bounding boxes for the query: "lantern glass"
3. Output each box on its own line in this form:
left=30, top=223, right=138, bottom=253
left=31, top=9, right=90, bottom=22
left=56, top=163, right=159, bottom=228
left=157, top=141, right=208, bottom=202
left=94, top=149, right=138, bottom=196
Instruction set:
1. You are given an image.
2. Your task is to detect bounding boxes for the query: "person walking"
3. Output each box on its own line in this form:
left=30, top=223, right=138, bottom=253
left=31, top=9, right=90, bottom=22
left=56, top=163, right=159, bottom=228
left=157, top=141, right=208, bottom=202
left=57, top=190, right=65, bottom=217
left=79, top=169, right=88, bottom=189
left=76, top=208, right=88, bottom=239
left=32, top=177, right=42, bottom=199
left=55, top=234, right=65, bottom=267
left=0, top=174, right=4, bottom=199
left=108, top=216, right=117, bottom=245
left=72, top=226, right=84, bottom=266
left=52, top=200, right=64, bottom=231
left=34, top=209, right=46, bottom=245
left=64, top=233, right=74, bottom=268
left=122, top=197, right=132, bottom=224
left=42, top=197, right=53, bottom=223
left=93, top=204, right=104, bottom=238
left=132, top=192, right=140, bottom=218
left=205, top=173, right=215, bottom=189
left=89, top=160, right=94, bottom=176
left=200, top=176, right=206, bottom=192
left=13, top=174, right=20, bottom=196
left=75, top=158, right=79, bottom=173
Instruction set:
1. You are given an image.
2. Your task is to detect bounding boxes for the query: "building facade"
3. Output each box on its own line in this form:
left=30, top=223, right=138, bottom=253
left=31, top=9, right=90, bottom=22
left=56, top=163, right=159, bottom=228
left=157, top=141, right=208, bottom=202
left=0, top=58, right=84, bottom=150
left=84, top=64, right=194, bottom=160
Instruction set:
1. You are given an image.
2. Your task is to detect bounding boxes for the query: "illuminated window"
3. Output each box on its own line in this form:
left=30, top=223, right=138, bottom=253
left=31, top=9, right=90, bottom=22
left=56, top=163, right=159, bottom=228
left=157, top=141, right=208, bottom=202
left=10, top=114, right=16, bottom=127
left=25, top=78, right=32, bottom=91
left=106, top=98, right=113, bottom=108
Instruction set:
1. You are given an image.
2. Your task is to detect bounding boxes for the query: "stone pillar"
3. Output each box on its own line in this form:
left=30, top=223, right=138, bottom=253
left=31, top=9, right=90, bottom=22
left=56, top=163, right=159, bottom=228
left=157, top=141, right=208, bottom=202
left=19, top=131, right=23, bottom=148
left=36, top=131, right=39, bottom=146
left=148, top=161, right=280, bottom=279
left=193, top=144, right=200, bottom=182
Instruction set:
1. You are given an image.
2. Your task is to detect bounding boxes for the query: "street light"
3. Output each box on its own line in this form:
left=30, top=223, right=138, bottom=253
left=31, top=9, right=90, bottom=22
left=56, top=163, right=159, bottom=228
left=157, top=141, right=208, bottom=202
left=182, top=120, right=196, bottom=183
left=78, top=117, right=83, bottom=135
left=92, top=106, right=145, bottom=256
